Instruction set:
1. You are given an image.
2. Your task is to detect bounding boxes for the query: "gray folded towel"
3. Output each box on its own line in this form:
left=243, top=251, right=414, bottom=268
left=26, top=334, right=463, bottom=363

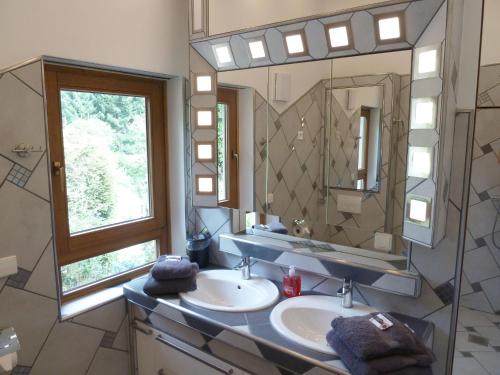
left=331, top=313, right=422, bottom=360
left=327, top=330, right=434, bottom=375
left=151, top=256, right=199, bottom=280
left=143, top=273, right=197, bottom=296
left=267, top=222, right=288, bottom=234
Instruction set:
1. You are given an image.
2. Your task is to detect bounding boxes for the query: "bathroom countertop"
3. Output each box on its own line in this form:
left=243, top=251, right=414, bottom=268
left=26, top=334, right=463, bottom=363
left=124, top=274, right=434, bottom=375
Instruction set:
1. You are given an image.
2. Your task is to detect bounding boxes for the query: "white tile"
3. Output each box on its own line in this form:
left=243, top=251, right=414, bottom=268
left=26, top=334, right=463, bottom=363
left=0, top=73, right=46, bottom=170
left=461, top=292, right=495, bottom=313
left=24, top=240, right=57, bottom=299
left=452, top=357, right=490, bottom=375
left=481, top=276, right=500, bottom=312
left=472, top=351, right=500, bottom=375
left=24, top=153, right=50, bottom=201
left=459, top=307, right=496, bottom=327
left=112, top=316, right=129, bottom=351
left=87, top=348, right=129, bottom=375
left=474, top=326, right=500, bottom=346
left=0, top=183, right=52, bottom=270
left=454, top=332, right=495, bottom=352
left=0, top=287, right=57, bottom=366
left=31, top=322, right=103, bottom=375
left=475, top=109, right=500, bottom=147
left=463, top=247, right=500, bottom=283
left=11, top=61, right=43, bottom=96
left=0, top=155, right=13, bottom=183
left=72, top=298, right=126, bottom=332
left=468, top=200, right=499, bottom=240
left=471, top=152, right=500, bottom=194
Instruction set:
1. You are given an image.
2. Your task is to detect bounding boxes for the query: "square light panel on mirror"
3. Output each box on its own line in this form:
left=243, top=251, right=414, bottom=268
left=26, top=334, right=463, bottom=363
left=414, top=46, right=440, bottom=80
left=284, top=30, right=308, bottom=57
left=195, top=108, right=215, bottom=128
left=248, top=39, right=267, bottom=60
left=411, top=97, right=437, bottom=129
left=405, top=195, right=432, bottom=228
left=408, top=146, right=433, bottom=179
left=212, top=43, right=234, bottom=68
left=196, top=175, right=215, bottom=195
left=195, top=142, right=214, bottom=162
left=195, top=74, right=213, bottom=93
left=375, top=13, right=404, bottom=43
left=325, top=22, right=352, bottom=51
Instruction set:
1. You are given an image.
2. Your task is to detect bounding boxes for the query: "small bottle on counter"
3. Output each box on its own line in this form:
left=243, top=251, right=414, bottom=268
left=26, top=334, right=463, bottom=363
left=283, top=266, right=301, bottom=298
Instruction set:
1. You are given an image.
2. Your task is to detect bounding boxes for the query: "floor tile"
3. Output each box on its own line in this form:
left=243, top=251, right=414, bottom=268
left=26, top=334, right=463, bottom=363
left=86, top=348, right=129, bottom=375
left=452, top=357, right=490, bottom=375
left=454, top=332, right=495, bottom=352
left=472, top=351, right=500, bottom=375
left=458, top=307, right=495, bottom=327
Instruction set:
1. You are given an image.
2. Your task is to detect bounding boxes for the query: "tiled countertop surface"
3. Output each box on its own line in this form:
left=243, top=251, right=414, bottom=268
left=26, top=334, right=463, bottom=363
left=124, top=273, right=434, bottom=374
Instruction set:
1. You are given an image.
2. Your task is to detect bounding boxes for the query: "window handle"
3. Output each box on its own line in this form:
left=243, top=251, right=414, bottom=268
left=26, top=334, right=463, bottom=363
left=232, top=152, right=238, bottom=161
left=52, top=161, right=65, bottom=192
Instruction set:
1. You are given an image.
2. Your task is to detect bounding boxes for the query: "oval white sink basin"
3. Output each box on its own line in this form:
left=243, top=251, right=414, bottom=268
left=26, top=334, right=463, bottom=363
left=180, top=270, right=279, bottom=312
left=270, top=295, right=375, bottom=354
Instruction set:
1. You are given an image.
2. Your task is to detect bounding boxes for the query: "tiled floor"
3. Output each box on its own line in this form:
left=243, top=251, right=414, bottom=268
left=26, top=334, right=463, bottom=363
left=453, top=307, right=500, bottom=374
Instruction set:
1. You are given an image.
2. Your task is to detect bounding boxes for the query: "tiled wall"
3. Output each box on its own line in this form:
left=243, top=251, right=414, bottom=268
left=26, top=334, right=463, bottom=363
left=460, top=64, right=500, bottom=314
left=254, top=74, right=410, bottom=253
left=0, top=60, right=129, bottom=375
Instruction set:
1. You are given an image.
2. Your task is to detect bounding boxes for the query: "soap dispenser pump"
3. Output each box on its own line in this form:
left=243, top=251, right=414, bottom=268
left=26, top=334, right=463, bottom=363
left=283, top=266, right=301, bottom=298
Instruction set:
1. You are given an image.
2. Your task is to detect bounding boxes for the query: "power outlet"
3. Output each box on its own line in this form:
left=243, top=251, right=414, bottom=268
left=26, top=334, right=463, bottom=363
left=297, top=130, right=304, bottom=140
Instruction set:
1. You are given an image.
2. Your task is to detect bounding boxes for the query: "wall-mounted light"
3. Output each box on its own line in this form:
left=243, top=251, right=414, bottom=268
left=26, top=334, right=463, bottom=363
left=195, top=108, right=215, bottom=128
left=196, top=175, right=216, bottom=195
left=283, top=30, right=308, bottom=57
left=411, top=97, right=437, bottom=129
left=194, top=74, right=214, bottom=94
left=408, top=146, right=433, bottom=179
left=414, top=46, right=441, bottom=80
left=406, top=195, right=432, bottom=227
left=248, top=39, right=267, bottom=60
left=195, top=141, right=215, bottom=162
left=212, top=43, right=234, bottom=67
left=325, top=21, right=353, bottom=51
left=374, top=13, right=405, bottom=44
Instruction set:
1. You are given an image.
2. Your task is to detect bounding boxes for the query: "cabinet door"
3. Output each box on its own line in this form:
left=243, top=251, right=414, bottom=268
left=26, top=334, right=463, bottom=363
left=134, top=320, right=241, bottom=375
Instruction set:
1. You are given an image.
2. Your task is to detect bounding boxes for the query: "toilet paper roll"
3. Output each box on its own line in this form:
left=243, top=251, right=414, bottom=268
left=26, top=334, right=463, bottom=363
left=0, top=352, right=17, bottom=372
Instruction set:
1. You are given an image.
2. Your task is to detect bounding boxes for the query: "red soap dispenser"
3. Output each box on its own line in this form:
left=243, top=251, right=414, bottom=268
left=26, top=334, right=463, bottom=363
left=283, top=266, right=301, bottom=298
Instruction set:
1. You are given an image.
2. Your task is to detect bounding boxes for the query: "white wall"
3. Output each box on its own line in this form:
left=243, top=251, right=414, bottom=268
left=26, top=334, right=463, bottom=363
left=209, top=0, right=391, bottom=35
left=481, top=0, right=500, bottom=66
left=0, top=0, right=189, bottom=77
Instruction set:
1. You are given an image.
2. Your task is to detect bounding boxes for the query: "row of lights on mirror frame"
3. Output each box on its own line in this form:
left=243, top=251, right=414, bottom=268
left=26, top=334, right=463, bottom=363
left=405, top=42, right=442, bottom=229
left=211, top=12, right=406, bottom=68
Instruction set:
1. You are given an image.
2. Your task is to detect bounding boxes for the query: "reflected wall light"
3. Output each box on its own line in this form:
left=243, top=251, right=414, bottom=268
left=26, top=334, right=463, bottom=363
left=283, top=30, right=308, bottom=57
left=325, top=21, right=353, bottom=51
left=374, top=13, right=405, bottom=44
left=414, top=46, right=441, bottom=80
left=406, top=195, right=432, bottom=227
left=408, top=146, right=433, bottom=179
left=195, top=141, right=215, bottom=162
left=212, top=43, right=234, bottom=68
left=194, top=74, right=214, bottom=94
left=411, top=97, right=437, bottom=129
left=196, top=175, right=216, bottom=195
left=195, top=108, right=215, bottom=128
left=248, top=38, right=267, bottom=60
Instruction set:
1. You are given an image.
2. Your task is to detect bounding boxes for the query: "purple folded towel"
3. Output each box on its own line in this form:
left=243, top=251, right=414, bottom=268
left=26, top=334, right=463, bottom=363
left=151, top=256, right=199, bottom=280
left=331, top=313, right=423, bottom=360
left=143, top=273, right=197, bottom=296
left=327, top=330, right=434, bottom=375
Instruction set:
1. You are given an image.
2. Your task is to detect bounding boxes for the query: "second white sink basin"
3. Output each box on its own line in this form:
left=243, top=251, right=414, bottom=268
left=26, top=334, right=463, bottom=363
left=270, top=295, right=375, bottom=354
left=179, top=270, right=279, bottom=312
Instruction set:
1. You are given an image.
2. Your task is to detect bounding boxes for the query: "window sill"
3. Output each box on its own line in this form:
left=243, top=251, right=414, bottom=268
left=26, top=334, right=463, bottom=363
left=60, top=283, right=125, bottom=321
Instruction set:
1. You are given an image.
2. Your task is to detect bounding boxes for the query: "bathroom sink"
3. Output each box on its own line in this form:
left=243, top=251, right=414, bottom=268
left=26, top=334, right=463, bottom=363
left=270, top=295, right=375, bottom=354
left=179, top=270, right=280, bottom=312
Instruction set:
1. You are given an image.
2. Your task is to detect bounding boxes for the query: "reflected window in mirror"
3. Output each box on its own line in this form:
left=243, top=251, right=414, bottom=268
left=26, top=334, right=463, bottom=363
left=217, top=87, right=239, bottom=208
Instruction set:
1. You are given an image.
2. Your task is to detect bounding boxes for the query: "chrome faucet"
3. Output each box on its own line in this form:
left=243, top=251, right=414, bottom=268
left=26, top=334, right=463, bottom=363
left=235, top=256, right=251, bottom=280
left=337, top=277, right=353, bottom=308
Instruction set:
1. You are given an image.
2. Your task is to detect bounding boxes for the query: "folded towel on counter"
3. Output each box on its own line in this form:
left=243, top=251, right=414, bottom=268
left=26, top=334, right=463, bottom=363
left=327, top=330, right=434, bottom=375
left=331, top=313, right=422, bottom=360
left=151, top=256, right=199, bottom=280
left=267, top=222, right=289, bottom=234
left=143, top=273, right=197, bottom=296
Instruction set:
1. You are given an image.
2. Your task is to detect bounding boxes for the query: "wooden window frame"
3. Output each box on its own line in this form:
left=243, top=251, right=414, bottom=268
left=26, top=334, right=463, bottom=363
left=44, top=64, right=170, bottom=301
left=217, top=87, right=239, bottom=208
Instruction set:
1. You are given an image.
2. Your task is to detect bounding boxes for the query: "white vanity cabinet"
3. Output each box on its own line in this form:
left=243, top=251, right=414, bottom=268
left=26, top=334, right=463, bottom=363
left=133, top=321, right=243, bottom=375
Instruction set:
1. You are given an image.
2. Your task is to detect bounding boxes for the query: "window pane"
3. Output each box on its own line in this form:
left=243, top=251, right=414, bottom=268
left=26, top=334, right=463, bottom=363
left=60, top=90, right=151, bottom=234
left=60, top=240, right=157, bottom=293
left=217, top=103, right=229, bottom=201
